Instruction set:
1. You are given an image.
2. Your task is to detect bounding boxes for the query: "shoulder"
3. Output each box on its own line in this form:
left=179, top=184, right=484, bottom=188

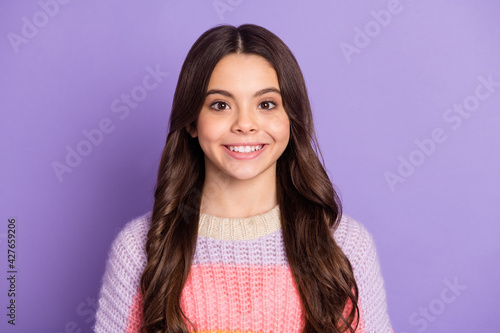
left=116, top=211, right=152, bottom=245
left=332, top=213, right=375, bottom=253
left=106, top=211, right=152, bottom=270
left=332, top=214, right=378, bottom=279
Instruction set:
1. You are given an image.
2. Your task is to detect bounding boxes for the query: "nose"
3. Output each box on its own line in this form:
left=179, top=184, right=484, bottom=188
left=232, top=104, right=258, bottom=133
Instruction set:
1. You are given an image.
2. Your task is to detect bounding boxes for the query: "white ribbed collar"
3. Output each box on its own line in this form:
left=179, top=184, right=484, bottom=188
left=198, top=204, right=281, bottom=241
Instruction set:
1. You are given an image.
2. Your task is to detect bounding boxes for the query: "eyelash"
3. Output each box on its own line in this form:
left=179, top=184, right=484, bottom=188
left=210, top=100, right=278, bottom=111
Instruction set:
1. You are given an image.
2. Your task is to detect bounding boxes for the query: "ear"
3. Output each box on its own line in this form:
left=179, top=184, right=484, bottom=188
left=186, top=123, right=198, bottom=138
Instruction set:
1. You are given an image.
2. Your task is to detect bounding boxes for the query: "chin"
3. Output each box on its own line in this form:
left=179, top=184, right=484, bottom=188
left=225, top=170, right=263, bottom=181
left=228, top=174, right=258, bottom=181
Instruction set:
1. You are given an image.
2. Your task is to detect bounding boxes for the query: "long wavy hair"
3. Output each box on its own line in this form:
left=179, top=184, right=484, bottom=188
left=140, top=24, right=359, bottom=333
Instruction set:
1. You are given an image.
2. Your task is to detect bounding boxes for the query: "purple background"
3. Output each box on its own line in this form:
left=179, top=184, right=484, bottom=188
left=1, top=1, right=499, bottom=332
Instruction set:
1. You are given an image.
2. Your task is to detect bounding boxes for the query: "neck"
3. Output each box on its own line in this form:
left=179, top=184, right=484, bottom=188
left=200, top=167, right=278, bottom=218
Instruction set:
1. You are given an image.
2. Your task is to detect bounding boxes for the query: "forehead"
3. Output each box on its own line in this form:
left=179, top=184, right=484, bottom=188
left=208, top=53, right=279, bottom=91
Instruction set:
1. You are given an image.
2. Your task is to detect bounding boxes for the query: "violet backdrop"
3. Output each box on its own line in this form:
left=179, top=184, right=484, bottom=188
left=1, top=0, right=499, bottom=332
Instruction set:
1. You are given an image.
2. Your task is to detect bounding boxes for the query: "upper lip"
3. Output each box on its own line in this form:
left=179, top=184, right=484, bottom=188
left=224, top=143, right=266, bottom=146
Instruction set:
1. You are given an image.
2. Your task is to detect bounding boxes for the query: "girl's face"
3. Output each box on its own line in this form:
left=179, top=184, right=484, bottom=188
left=187, top=53, right=290, bottom=184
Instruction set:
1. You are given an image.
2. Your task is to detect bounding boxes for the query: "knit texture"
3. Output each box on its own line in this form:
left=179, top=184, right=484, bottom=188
left=94, top=205, right=393, bottom=332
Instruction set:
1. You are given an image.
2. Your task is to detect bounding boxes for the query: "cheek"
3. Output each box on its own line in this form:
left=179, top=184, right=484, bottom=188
left=268, top=114, right=290, bottom=141
left=197, top=117, right=225, bottom=146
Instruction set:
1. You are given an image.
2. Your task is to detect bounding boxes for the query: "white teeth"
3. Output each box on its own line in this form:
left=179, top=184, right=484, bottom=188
left=227, top=145, right=264, bottom=153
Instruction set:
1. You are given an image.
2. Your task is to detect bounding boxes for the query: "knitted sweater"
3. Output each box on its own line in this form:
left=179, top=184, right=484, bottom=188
left=94, top=205, right=393, bottom=332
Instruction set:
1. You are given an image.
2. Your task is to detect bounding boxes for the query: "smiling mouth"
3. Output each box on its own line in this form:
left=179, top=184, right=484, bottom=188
left=224, top=144, right=265, bottom=153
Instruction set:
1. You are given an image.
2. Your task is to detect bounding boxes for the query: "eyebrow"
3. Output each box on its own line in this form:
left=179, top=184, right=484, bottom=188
left=205, top=87, right=281, bottom=98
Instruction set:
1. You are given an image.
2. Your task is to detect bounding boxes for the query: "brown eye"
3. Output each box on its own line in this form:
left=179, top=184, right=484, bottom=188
left=259, top=101, right=277, bottom=110
left=212, top=101, right=229, bottom=111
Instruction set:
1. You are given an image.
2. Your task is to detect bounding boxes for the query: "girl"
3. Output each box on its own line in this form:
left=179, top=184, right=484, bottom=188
left=94, top=24, right=393, bottom=333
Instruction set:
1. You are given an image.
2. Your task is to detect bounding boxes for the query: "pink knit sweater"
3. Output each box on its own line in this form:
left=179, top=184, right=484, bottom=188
left=94, top=205, right=393, bottom=332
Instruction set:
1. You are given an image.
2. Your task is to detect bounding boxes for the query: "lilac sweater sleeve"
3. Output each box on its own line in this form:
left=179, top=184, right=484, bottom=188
left=93, top=213, right=150, bottom=333
left=334, top=214, right=393, bottom=332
